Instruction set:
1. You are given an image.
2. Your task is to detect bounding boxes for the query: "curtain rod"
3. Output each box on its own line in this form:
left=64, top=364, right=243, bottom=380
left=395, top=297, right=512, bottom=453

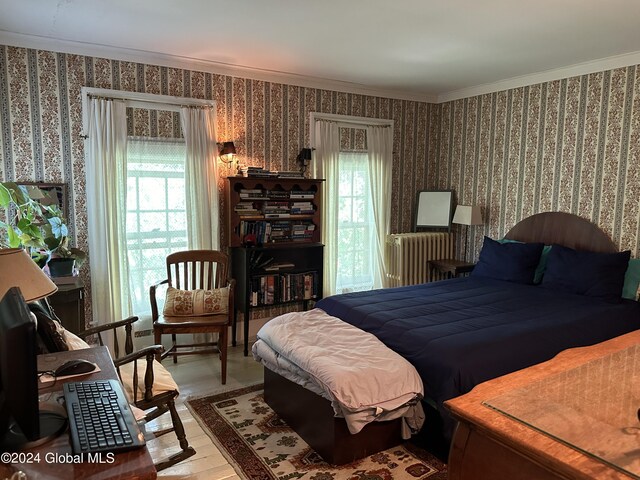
left=86, top=93, right=214, bottom=110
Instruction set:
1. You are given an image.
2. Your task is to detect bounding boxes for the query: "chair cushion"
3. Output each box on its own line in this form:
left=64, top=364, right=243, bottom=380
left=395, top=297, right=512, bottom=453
left=63, top=330, right=91, bottom=350
left=63, top=331, right=179, bottom=401
left=155, top=313, right=229, bottom=328
left=118, top=359, right=179, bottom=402
left=163, top=286, right=229, bottom=317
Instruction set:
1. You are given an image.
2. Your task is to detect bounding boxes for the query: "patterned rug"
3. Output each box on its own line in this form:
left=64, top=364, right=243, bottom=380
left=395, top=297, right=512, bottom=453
left=187, top=384, right=447, bottom=480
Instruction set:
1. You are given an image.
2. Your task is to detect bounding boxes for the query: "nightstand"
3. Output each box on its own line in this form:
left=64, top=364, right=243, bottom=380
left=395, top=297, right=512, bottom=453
left=429, top=259, right=475, bottom=279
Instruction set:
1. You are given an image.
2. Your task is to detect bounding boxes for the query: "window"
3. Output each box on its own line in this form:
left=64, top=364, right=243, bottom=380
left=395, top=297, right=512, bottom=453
left=126, top=138, right=187, bottom=315
left=336, top=152, right=376, bottom=293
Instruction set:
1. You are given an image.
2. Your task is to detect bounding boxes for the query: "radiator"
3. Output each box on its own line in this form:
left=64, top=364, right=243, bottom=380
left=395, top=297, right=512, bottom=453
left=385, top=232, right=454, bottom=287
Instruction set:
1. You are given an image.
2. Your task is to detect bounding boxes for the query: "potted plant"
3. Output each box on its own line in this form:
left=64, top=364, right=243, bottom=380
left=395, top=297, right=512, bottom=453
left=0, top=182, right=86, bottom=276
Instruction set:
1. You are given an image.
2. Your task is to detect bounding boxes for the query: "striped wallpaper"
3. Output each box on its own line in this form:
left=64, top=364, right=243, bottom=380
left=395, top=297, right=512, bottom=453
left=0, top=45, right=433, bottom=325
left=432, top=66, right=640, bottom=262
left=1, top=44, right=639, bottom=325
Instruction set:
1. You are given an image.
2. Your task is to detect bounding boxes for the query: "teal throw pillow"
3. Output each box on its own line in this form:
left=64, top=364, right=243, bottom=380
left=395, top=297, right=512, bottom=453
left=622, top=258, right=640, bottom=300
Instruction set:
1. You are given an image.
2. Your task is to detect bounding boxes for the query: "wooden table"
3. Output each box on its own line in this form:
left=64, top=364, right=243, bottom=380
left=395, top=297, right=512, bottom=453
left=0, top=347, right=157, bottom=480
left=429, top=259, right=475, bottom=279
left=445, top=331, right=640, bottom=480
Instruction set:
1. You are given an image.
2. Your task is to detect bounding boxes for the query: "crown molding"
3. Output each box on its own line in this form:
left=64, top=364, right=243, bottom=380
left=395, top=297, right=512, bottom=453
left=437, top=50, right=640, bottom=103
left=3, top=30, right=639, bottom=106
left=0, top=31, right=437, bottom=104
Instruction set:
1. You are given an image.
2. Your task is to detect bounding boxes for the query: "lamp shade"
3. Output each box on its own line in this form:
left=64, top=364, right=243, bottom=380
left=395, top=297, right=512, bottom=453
left=0, top=249, right=57, bottom=301
left=219, top=141, right=236, bottom=156
left=297, top=148, right=312, bottom=162
left=452, top=205, right=483, bottom=226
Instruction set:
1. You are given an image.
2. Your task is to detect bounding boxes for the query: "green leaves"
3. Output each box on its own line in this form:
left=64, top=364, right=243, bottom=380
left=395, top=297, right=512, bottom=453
left=0, top=181, right=85, bottom=269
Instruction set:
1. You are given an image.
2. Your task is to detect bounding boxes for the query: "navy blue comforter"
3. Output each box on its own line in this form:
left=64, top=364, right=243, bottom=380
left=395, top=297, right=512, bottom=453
left=316, top=277, right=640, bottom=439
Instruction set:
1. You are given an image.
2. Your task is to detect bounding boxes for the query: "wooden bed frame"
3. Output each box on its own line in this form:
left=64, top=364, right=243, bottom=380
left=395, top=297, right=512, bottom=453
left=263, top=212, right=621, bottom=465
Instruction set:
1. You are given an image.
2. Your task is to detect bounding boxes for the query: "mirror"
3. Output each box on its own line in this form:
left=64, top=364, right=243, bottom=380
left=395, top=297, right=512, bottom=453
left=414, top=190, right=453, bottom=231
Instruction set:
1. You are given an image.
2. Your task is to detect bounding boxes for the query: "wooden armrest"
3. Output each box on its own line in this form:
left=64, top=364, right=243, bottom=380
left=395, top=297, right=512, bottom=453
left=77, top=316, right=139, bottom=339
left=114, top=345, right=164, bottom=367
left=115, top=345, right=165, bottom=403
left=150, top=279, right=169, bottom=320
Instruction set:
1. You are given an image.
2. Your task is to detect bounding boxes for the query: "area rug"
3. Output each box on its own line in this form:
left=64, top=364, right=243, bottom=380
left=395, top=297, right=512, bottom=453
left=187, top=384, right=447, bottom=480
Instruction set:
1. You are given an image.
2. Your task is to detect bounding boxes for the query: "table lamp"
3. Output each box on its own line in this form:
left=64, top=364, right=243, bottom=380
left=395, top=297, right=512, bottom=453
left=0, top=248, right=58, bottom=301
left=452, top=205, right=483, bottom=262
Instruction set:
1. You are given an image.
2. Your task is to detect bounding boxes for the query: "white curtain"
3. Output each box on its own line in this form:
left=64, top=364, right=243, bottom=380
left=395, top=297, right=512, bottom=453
left=313, top=120, right=341, bottom=296
left=180, top=107, right=219, bottom=250
left=86, top=98, right=131, bottom=332
left=366, top=125, right=393, bottom=289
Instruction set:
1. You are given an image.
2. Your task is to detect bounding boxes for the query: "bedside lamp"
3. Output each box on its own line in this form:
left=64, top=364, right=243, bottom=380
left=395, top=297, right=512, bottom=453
left=0, top=248, right=57, bottom=301
left=453, top=205, right=483, bottom=262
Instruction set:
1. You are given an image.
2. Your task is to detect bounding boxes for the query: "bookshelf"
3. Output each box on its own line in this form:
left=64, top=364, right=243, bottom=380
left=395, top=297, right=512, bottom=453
left=227, top=176, right=324, bottom=355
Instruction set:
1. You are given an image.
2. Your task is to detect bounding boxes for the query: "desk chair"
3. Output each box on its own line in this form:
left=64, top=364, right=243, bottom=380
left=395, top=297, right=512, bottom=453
left=150, top=250, right=234, bottom=384
left=70, top=317, right=196, bottom=471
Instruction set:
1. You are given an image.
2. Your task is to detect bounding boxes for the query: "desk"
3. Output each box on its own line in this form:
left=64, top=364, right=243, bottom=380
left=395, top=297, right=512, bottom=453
left=0, top=347, right=157, bottom=480
left=445, top=331, right=640, bottom=480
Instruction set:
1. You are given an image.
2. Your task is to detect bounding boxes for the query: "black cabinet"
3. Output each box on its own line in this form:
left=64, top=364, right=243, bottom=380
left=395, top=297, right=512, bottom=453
left=231, top=243, right=324, bottom=355
left=48, top=279, right=85, bottom=334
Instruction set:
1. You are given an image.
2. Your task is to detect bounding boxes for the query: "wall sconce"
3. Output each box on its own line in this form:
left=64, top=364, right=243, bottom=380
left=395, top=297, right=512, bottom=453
left=219, top=141, right=236, bottom=163
left=218, top=141, right=237, bottom=174
left=296, top=148, right=312, bottom=176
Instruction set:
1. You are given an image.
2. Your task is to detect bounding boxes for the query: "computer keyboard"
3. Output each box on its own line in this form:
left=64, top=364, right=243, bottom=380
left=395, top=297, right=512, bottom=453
left=63, top=379, right=145, bottom=454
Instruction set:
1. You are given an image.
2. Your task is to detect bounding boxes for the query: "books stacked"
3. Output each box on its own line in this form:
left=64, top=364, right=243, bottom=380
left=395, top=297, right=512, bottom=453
left=267, top=190, right=289, bottom=200
left=269, top=221, right=291, bottom=242
left=264, top=201, right=290, bottom=219
left=239, top=188, right=266, bottom=200
left=234, top=201, right=260, bottom=216
left=291, top=222, right=315, bottom=241
left=246, top=167, right=278, bottom=178
left=290, top=201, right=314, bottom=215
left=290, top=190, right=315, bottom=200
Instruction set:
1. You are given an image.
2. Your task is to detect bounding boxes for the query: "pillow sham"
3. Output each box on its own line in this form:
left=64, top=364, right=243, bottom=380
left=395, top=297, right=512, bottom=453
left=541, top=245, right=630, bottom=303
left=622, top=258, right=640, bottom=301
left=163, top=286, right=229, bottom=317
left=471, top=236, right=544, bottom=284
left=498, top=238, right=551, bottom=284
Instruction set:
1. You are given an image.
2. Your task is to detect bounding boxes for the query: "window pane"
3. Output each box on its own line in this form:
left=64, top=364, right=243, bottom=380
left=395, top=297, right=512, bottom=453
left=335, top=151, right=375, bottom=293
left=126, top=138, right=187, bottom=315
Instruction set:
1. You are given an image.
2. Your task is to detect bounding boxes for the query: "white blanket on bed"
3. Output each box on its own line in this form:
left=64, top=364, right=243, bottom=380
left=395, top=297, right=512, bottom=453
left=252, top=308, right=425, bottom=438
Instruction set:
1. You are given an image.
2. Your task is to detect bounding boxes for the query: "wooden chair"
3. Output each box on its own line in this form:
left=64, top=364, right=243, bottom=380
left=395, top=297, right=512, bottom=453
left=150, top=250, right=234, bottom=384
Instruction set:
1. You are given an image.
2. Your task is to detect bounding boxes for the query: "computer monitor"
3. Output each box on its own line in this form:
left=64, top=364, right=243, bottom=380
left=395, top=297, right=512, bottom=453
left=0, top=287, right=66, bottom=451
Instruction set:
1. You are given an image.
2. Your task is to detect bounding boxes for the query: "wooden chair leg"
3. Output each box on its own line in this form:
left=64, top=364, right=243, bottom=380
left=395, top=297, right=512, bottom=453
left=219, top=328, right=227, bottom=385
left=153, top=395, right=196, bottom=471
left=171, top=333, right=178, bottom=363
left=154, top=329, right=162, bottom=362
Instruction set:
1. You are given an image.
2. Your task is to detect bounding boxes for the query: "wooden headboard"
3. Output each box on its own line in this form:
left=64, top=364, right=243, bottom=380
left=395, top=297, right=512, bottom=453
left=504, top=212, right=618, bottom=253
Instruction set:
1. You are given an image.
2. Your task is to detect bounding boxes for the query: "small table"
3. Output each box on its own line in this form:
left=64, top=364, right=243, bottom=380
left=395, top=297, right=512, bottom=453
left=429, top=259, right=475, bottom=279
left=0, top=347, right=157, bottom=480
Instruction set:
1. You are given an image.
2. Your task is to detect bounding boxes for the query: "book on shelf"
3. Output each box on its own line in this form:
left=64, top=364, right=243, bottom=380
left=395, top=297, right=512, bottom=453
left=290, top=191, right=315, bottom=199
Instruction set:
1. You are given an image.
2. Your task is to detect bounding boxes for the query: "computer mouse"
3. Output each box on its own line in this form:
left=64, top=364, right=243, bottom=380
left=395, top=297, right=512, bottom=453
left=55, top=359, right=97, bottom=377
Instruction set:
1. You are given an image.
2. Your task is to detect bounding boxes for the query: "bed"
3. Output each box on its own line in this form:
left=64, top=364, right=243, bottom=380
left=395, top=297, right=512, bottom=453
left=263, top=212, right=640, bottom=460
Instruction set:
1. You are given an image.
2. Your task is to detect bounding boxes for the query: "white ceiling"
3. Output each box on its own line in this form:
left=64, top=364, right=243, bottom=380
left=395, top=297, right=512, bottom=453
left=2, top=0, right=640, bottom=102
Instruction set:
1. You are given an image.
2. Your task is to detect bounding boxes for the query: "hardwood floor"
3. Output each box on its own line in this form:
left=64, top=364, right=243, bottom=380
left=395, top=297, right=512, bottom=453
left=145, top=345, right=263, bottom=479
